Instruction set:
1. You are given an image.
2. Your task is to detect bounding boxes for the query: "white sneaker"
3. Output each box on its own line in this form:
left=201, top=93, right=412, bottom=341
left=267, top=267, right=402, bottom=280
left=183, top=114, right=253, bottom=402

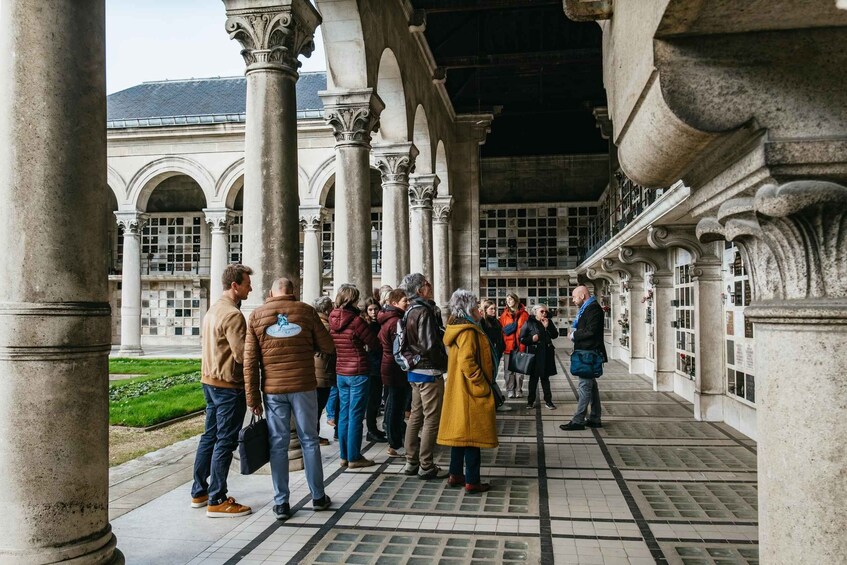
left=387, top=447, right=406, bottom=457
left=507, top=391, right=515, bottom=399
left=516, top=390, right=523, bottom=398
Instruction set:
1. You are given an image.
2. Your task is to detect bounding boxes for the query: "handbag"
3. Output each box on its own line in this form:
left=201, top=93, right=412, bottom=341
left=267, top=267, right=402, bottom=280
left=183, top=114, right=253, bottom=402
left=570, top=349, right=604, bottom=378
left=508, top=350, right=536, bottom=375
left=238, top=415, right=270, bottom=475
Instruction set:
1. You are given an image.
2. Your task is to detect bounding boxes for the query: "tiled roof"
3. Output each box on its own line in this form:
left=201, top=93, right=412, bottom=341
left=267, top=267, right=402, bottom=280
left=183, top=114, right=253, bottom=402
left=106, top=72, right=327, bottom=128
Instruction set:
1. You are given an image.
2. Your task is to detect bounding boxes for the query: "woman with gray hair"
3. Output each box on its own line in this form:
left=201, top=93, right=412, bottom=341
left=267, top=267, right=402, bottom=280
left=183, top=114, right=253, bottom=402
left=437, top=289, right=499, bottom=494
left=314, top=296, right=336, bottom=445
left=519, top=303, right=559, bottom=410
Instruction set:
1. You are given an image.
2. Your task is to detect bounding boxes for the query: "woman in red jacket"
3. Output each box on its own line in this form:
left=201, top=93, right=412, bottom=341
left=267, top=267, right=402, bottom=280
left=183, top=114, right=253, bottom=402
left=377, top=289, right=409, bottom=456
left=329, top=284, right=381, bottom=469
left=499, top=292, right=529, bottom=398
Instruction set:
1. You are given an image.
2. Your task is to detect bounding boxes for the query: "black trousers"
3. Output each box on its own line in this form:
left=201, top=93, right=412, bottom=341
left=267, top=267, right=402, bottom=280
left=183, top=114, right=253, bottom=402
left=366, top=373, right=384, bottom=434
left=527, top=373, right=552, bottom=405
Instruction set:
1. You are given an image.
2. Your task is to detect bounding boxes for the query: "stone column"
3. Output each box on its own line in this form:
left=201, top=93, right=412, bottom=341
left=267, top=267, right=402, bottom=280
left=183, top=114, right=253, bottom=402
left=299, top=206, right=324, bottom=305
left=204, top=208, right=234, bottom=304
left=0, top=1, right=123, bottom=562
left=627, top=275, right=647, bottom=375
left=116, top=211, right=148, bottom=356
left=320, top=90, right=384, bottom=298
left=373, top=143, right=418, bottom=287
left=586, top=268, right=618, bottom=358
left=697, top=181, right=847, bottom=562
left=432, top=196, right=453, bottom=309
left=223, top=0, right=321, bottom=309
left=692, top=262, right=724, bottom=420
left=409, top=174, right=439, bottom=284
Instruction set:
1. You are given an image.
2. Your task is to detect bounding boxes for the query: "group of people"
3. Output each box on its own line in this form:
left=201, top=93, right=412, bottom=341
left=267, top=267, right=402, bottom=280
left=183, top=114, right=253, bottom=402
left=190, top=263, right=605, bottom=521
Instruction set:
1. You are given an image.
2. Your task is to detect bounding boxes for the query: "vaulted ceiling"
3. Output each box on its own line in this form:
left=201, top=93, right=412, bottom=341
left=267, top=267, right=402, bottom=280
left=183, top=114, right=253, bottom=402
left=410, top=0, right=608, bottom=158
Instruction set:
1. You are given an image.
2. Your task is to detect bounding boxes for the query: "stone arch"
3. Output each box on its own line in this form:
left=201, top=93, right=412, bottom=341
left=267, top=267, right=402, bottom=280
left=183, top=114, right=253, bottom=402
left=412, top=105, right=433, bottom=174
left=217, top=158, right=244, bottom=208
left=107, top=166, right=127, bottom=203
left=435, top=140, right=449, bottom=196
left=315, top=0, right=368, bottom=90
left=126, top=156, right=214, bottom=211
left=374, top=48, right=407, bottom=143
left=309, top=155, right=338, bottom=206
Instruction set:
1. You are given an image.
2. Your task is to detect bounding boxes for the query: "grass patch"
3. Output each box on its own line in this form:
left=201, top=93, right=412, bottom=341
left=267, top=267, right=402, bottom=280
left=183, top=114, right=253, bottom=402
left=110, top=414, right=206, bottom=466
left=109, top=358, right=205, bottom=427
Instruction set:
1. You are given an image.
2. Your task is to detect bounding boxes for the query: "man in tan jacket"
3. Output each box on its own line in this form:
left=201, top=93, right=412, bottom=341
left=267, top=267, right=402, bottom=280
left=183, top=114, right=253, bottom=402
left=244, top=277, right=336, bottom=521
left=192, top=263, right=253, bottom=518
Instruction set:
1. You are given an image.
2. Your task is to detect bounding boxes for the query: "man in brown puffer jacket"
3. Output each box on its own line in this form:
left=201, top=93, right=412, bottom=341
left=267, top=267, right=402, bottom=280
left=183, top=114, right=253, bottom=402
left=244, top=277, right=335, bottom=521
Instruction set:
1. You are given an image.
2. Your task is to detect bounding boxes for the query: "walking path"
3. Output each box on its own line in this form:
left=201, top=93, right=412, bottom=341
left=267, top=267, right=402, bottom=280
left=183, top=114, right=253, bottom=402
left=110, top=346, right=758, bottom=564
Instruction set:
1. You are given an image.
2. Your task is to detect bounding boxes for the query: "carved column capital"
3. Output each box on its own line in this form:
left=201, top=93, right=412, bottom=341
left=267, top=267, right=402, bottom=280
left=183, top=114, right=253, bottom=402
left=320, top=89, right=384, bottom=148
left=409, top=174, right=439, bottom=209
left=697, top=180, right=847, bottom=303
left=373, top=143, right=419, bottom=184
left=619, top=246, right=671, bottom=274
left=456, top=114, right=494, bottom=146
left=223, top=0, right=321, bottom=75
left=115, top=211, right=148, bottom=235
left=203, top=208, right=235, bottom=234
left=299, top=206, right=325, bottom=232
left=433, top=196, right=453, bottom=224
left=564, top=0, right=613, bottom=22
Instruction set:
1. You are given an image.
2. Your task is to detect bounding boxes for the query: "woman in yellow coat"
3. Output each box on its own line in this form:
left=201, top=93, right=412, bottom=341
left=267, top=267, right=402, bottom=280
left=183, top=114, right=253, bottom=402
left=438, top=289, right=499, bottom=494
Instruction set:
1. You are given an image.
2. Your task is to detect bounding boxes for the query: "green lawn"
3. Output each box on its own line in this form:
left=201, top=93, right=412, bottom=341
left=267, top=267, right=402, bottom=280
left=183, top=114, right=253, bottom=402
left=109, top=358, right=206, bottom=427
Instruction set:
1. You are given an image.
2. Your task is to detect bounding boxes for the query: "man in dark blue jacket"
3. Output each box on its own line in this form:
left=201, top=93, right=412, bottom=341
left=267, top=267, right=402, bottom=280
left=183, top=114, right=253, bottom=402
left=561, top=285, right=608, bottom=431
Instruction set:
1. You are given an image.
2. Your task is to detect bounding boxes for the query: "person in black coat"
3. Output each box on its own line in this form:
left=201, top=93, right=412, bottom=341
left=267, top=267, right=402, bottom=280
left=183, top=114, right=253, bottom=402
left=519, top=304, right=559, bottom=410
left=561, top=285, right=608, bottom=431
left=480, top=299, right=506, bottom=362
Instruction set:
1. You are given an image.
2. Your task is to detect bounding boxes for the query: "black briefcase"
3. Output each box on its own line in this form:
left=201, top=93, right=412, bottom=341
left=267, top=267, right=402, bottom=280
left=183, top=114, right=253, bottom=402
left=238, top=415, right=270, bottom=475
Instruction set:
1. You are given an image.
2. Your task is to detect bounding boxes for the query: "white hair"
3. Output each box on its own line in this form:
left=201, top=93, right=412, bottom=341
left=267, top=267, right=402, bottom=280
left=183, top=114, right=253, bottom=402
left=448, top=288, right=479, bottom=319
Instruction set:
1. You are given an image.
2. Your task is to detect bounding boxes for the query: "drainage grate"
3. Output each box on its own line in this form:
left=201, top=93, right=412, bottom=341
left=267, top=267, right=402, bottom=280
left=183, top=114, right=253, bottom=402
left=435, top=443, right=537, bottom=468
left=633, top=482, right=758, bottom=521
left=497, top=419, right=537, bottom=436
left=661, top=542, right=759, bottom=565
left=353, top=475, right=537, bottom=516
left=609, top=445, right=757, bottom=471
left=602, top=421, right=729, bottom=440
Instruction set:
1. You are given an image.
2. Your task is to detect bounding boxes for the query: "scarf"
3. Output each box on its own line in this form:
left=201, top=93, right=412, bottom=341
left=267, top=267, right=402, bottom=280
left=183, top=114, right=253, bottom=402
left=463, top=315, right=501, bottom=368
left=572, top=296, right=596, bottom=331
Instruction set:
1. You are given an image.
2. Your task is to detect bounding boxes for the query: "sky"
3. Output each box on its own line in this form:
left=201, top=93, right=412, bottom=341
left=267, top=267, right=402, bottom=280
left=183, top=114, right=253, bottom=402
left=106, top=0, right=326, bottom=94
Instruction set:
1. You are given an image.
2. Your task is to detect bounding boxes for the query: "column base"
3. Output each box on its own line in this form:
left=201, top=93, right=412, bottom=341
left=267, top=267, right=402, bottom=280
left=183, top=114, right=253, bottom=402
left=118, top=345, right=144, bottom=356
left=654, top=370, right=674, bottom=391
left=629, top=357, right=646, bottom=376
left=694, top=392, right=724, bottom=422
left=1, top=529, right=123, bottom=565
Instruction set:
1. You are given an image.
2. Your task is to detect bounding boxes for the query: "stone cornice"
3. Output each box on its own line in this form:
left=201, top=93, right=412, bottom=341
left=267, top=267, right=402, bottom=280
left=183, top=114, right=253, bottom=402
left=409, top=174, right=439, bottom=209
left=433, top=196, right=453, bottom=224
left=319, top=89, right=384, bottom=148
left=697, top=180, right=847, bottom=302
left=114, top=211, right=148, bottom=235
left=373, top=143, right=419, bottom=184
left=203, top=208, right=235, bottom=233
left=223, top=0, right=321, bottom=74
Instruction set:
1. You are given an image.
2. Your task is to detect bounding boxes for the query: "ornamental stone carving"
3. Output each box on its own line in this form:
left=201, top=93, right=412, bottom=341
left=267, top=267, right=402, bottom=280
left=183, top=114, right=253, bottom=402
left=223, top=0, right=321, bottom=73
left=618, top=246, right=671, bottom=274
left=321, top=90, right=384, bottom=148
left=601, top=257, right=639, bottom=280
left=409, top=174, right=439, bottom=209
left=697, top=180, right=847, bottom=302
left=585, top=267, right=618, bottom=286
left=203, top=209, right=235, bottom=234
left=299, top=210, right=323, bottom=232
left=433, top=196, right=453, bottom=224
left=373, top=144, right=419, bottom=184
left=115, top=211, right=148, bottom=235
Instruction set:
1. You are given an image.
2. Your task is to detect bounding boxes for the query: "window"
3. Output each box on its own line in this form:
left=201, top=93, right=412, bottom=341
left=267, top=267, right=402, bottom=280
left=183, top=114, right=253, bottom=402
left=228, top=213, right=243, bottom=264
left=141, top=215, right=203, bottom=274
left=674, top=259, right=696, bottom=380
left=141, top=281, right=202, bottom=338
left=724, top=245, right=755, bottom=403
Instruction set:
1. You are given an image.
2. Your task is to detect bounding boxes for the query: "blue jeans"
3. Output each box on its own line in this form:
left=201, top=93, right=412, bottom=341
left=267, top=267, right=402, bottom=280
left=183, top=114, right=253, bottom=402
left=384, top=384, right=408, bottom=449
left=264, top=391, right=325, bottom=505
left=337, top=374, right=369, bottom=461
left=326, top=385, right=339, bottom=422
left=449, top=446, right=481, bottom=484
left=572, top=377, right=601, bottom=424
left=192, top=384, right=247, bottom=505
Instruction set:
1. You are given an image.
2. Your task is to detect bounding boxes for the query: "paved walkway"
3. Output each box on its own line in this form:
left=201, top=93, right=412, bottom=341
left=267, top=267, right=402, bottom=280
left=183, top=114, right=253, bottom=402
left=109, top=347, right=758, bottom=564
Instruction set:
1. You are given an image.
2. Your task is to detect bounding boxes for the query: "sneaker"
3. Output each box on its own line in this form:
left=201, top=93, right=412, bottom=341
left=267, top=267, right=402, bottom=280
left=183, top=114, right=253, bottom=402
left=516, top=389, right=523, bottom=398
left=526, top=402, right=535, bottom=409
left=273, top=503, right=292, bottom=521
left=339, top=459, right=348, bottom=468
left=319, top=437, right=330, bottom=446
left=447, top=474, right=466, bottom=487
left=387, top=447, right=406, bottom=457
left=207, top=497, right=251, bottom=518
left=496, top=404, right=513, bottom=412
left=312, top=494, right=332, bottom=511
left=559, top=421, right=586, bottom=431
left=465, top=483, right=491, bottom=494
left=191, top=494, right=208, bottom=508
left=507, top=391, right=515, bottom=399
left=585, top=420, right=603, bottom=428
left=418, top=465, right=449, bottom=480
left=366, top=431, right=388, bottom=443
left=403, top=462, right=420, bottom=475
left=545, top=402, right=557, bottom=410
left=348, top=457, right=376, bottom=469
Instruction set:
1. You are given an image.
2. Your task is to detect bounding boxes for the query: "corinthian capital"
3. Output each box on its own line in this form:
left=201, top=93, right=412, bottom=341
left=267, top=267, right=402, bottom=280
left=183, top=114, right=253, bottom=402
left=697, top=180, right=847, bottom=302
left=223, top=0, right=321, bottom=74
left=373, top=143, right=419, bottom=184
left=433, top=196, right=453, bottom=224
left=203, top=208, right=235, bottom=233
left=299, top=206, right=325, bottom=231
left=115, top=211, right=148, bottom=235
left=409, top=174, right=439, bottom=209
left=320, top=89, right=384, bottom=148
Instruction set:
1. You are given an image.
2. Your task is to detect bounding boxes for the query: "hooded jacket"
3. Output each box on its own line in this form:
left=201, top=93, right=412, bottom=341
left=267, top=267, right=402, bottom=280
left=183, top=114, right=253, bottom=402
left=437, top=320, right=498, bottom=449
left=243, top=295, right=335, bottom=409
left=377, top=306, right=406, bottom=387
left=329, top=306, right=381, bottom=376
left=499, top=305, right=529, bottom=355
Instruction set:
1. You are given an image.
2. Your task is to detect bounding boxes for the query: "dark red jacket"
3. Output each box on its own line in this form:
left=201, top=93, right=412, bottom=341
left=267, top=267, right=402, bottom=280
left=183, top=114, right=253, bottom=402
left=377, top=306, right=406, bottom=386
left=329, top=307, right=380, bottom=376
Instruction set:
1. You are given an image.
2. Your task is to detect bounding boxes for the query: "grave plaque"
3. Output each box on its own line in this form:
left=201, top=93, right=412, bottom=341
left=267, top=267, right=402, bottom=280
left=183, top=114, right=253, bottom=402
left=726, top=311, right=734, bottom=335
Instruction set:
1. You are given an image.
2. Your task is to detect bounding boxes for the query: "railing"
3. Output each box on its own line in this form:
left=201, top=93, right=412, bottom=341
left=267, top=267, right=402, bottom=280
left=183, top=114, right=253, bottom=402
left=110, top=247, right=212, bottom=277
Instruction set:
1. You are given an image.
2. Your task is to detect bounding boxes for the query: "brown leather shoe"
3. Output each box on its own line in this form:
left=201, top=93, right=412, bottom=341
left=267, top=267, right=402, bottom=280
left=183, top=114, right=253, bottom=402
left=339, top=459, right=348, bottom=468
left=465, top=483, right=491, bottom=494
left=190, top=494, right=208, bottom=508
left=447, top=474, right=466, bottom=487
left=348, top=457, right=376, bottom=469
left=206, top=497, right=251, bottom=518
